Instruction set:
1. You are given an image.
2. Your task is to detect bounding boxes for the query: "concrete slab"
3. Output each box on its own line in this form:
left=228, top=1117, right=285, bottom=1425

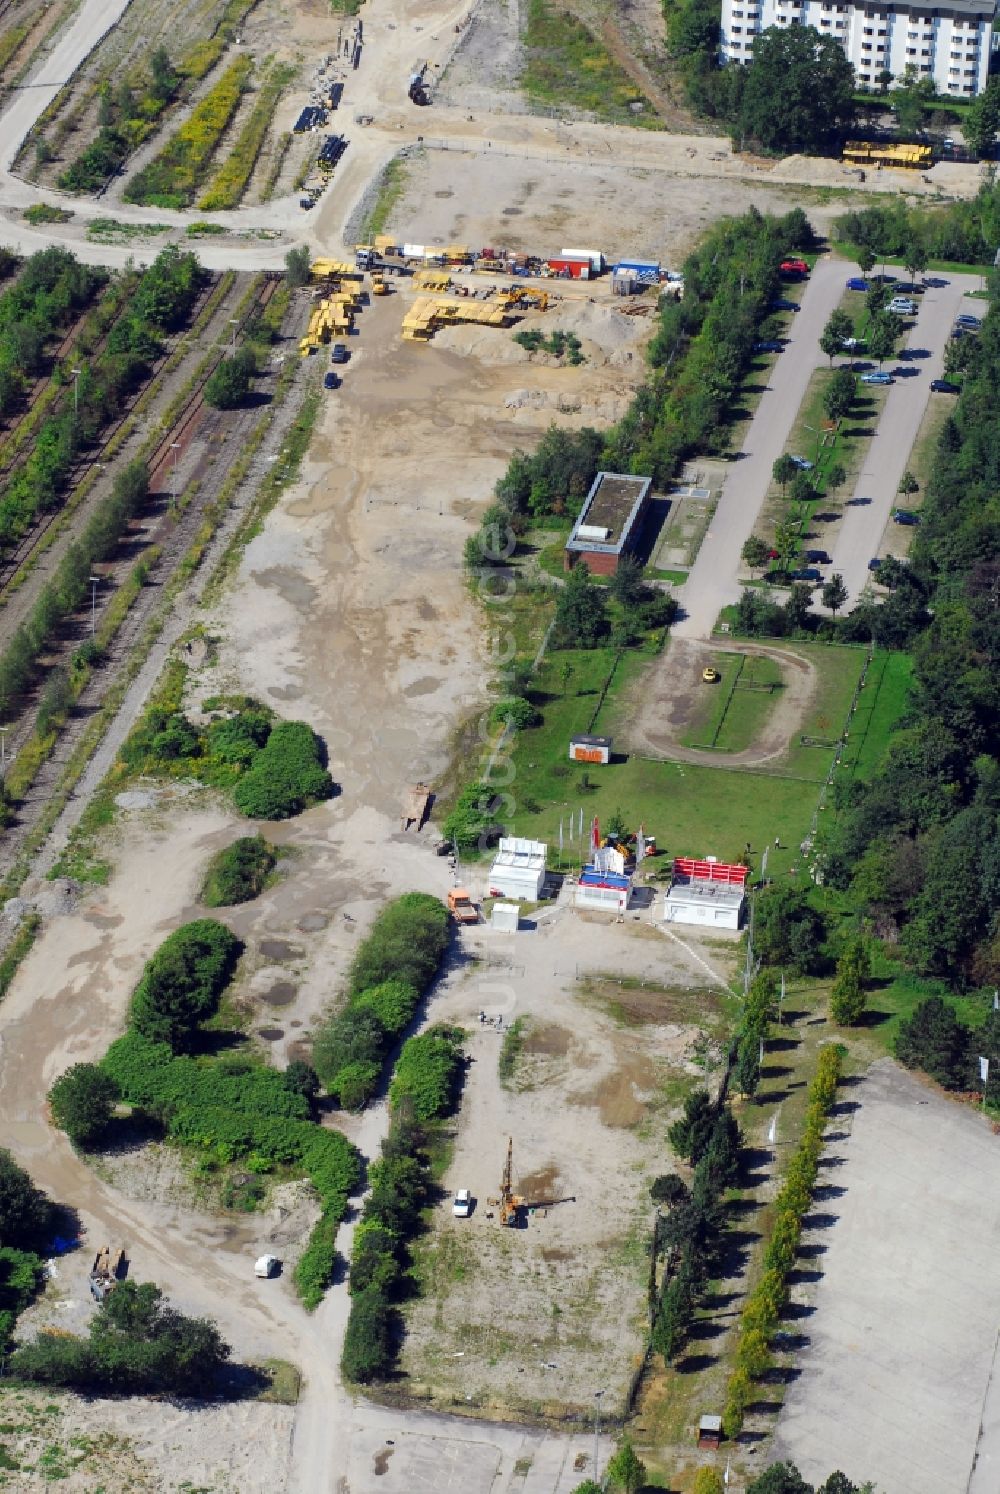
left=772, top=1059, right=1000, bottom=1494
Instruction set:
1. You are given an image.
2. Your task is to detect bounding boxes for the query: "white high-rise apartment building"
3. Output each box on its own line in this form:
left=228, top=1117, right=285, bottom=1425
left=719, top=0, right=995, bottom=97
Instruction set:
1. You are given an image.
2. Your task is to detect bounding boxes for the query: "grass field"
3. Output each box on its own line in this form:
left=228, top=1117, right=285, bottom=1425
left=838, top=649, right=912, bottom=780
left=520, top=0, right=661, bottom=128
left=681, top=653, right=785, bottom=752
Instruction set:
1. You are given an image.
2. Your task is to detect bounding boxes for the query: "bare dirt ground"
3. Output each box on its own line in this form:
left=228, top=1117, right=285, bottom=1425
left=398, top=907, right=737, bottom=1418
left=382, top=147, right=816, bottom=269
left=620, top=638, right=818, bottom=768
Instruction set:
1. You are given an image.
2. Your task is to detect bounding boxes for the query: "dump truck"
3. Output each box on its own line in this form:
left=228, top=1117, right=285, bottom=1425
left=447, top=888, right=479, bottom=925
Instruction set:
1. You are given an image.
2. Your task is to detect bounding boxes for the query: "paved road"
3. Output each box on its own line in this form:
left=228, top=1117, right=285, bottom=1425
left=772, top=1060, right=1000, bottom=1494
left=832, top=273, right=982, bottom=607
left=671, top=256, right=848, bottom=640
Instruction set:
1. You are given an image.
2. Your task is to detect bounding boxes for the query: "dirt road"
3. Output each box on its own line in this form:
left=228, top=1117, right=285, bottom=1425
left=623, top=637, right=818, bottom=767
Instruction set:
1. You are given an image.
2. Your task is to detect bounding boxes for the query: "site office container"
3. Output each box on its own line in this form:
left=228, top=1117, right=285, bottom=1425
left=560, top=247, right=605, bottom=273
left=546, top=258, right=590, bottom=280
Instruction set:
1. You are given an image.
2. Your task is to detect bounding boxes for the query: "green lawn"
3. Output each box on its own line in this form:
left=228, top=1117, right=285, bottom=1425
left=832, top=241, right=991, bottom=277
left=520, top=0, right=662, bottom=128
left=680, top=653, right=784, bottom=752
left=763, top=642, right=866, bottom=781
left=850, top=960, right=992, bottom=1067
left=838, top=650, right=913, bottom=781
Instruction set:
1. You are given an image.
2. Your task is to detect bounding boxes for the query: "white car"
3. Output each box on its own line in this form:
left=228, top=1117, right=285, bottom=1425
left=452, top=1189, right=472, bottom=1218
left=888, top=297, right=916, bottom=315
left=255, top=1254, right=281, bottom=1278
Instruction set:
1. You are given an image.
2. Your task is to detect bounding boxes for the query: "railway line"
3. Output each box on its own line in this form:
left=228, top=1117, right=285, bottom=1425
left=0, top=271, right=277, bottom=599
left=0, top=273, right=293, bottom=862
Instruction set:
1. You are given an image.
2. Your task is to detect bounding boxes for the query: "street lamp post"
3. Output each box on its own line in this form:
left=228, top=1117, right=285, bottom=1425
left=593, top=1389, right=605, bottom=1486
left=71, top=366, right=81, bottom=418
left=89, top=575, right=99, bottom=635
left=229, top=318, right=239, bottom=355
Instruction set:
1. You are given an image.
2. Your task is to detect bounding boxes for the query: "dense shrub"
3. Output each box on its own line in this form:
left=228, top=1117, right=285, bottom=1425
left=489, top=696, right=541, bottom=731
left=129, top=919, right=242, bottom=1052
left=232, top=721, right=334, bottom=819
left=204, top=347, right=257, bottom=410
left=347, top=893, right=450, bottom=998
left=895, top=996, right=970, bottom=1088
left=834, top=179, right=1000, bottom=268
left=125, top=56, right=252, bottom=208
left=48, top=1064, right=119, bottom=1147
left=10, top=1280, right=230, bottom=1396
left=388, top=1025, right=464, bottom=1121
left=441, top=780, right=505, bottom=854
left=0, top=1150, right=54, bottom=1250
left=200, top=835, right=275, bottom=906
left=340, top=1284, right=394, bottom=1383
left=752, top=885, right=827, bottom=974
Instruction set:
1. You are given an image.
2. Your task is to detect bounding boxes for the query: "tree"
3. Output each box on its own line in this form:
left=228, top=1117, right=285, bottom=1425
left=747, top=1464, right=814, bottom=1494
left=830, top=937, right=868, bottom=1025
left=283, top=1060, right=321, bottom=1110
left=734, top=27, right=856, bottom=155
left=742, top=535, right=770, bottom=577
left=964, top=78, right=1000, bottom=160
left=754, top=885, right=826, bottom=973
left=554, top=563, right=609, bottom=649
left=821, top=573, right=848, bottom=616
left=48, top=1064, right=119, bottom=1148
left=895, top=996, right=969, bottom=1087
left=785, top=583, right=814, bottom=631
left=734, top=1035, right=762, bottom=1098
left=898, top=470, right=919, bottom=496
left=340, top=1284, right=393, bottom=1382
left=791, top=470, right=817, bottom=510
left=0, top=1150, right=54, bottom=1250
left=825, top=462, right=847, bottom=500
left=866, top=312, right=901, bottom=367
left=650, top=1174, right=689, bottom=1207
left=857, top=246, right=876, bottom=278
left=129, top=920, right=242, bottom=1053
left=773, top=453, right=798, bottom=496
left=605, top=1438, right=646, bottom=1493
left=903, top=236, right=929, bottom=285
left=773, top=521, right=799, bottom=571
left=693, top=1470, right=725, bottom=1494
left=204, top=348, right=256, bottom=410
left=609, top=555, right=646, bottom=609
left=820, top=309, right=853, bottom=365
left=893, top=64, right=936, bottom=135
left=285, top=246, right=311, bottom=287
left=668, top=1089, right=715, bottom=1164
left=823, top=367, right=855, bottom=423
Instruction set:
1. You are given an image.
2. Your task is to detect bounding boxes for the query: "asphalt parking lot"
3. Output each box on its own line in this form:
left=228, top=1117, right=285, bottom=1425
left=771, top=1059, right=1000, bottom=1494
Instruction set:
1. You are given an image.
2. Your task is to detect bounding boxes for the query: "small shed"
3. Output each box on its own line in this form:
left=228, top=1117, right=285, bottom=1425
left=664, top=857, right=747, bottom=931
left=569, top=734, right=612, bottom=766
left=698, top=1414, right=723, bottom=1449
left=488, top=837, right=547, bottom=901
left=491, top=901, right=520, bottom=933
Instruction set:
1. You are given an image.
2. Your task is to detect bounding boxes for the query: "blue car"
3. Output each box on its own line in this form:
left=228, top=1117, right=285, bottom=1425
left=846, top=277, right=869, bottom=291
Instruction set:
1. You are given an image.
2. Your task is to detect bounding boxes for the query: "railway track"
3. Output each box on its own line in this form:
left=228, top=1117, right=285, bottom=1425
left=0, top=272, right=276, bottom=597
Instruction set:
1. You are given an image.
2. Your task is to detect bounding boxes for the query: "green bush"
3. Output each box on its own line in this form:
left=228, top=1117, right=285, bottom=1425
left=347, top=893, right=449, bottom=997
left=489, top=696, right=542, bottom=731
left=129, top=919, right=242, bottom=1052
left=10, top=1280, right=230, bottom=1396
left=0, top=1150, right=54, bottom=1250
left=201, top=835, right=275, bottom=906
left=233, top=721, right=335, bottom=819
left=340, top=1284, right=394, bottom=1383
left=0, top=1248, right=45, bottom=1350
left=441, top=780, right=505, bottom=854
left=292, top=1207, right=340, bottom=1310
left=389, top=1025, right=464, bottom=1121
left=353, top=979, right=419, bottom=1033
left=204, top=347, right=256, bottom=410
left=48, top=1064, right=119, bottom=1147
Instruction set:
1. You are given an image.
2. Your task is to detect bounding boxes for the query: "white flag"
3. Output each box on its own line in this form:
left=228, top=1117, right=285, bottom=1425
left=578, top=807, right=583, bottom=840
left=980, top=1055, right=990, bottom=1084
left=636, top=824, right=646, bottom=864
left=558, top=819, right=563, bottom=853
left=724, top=1460, right=731, bottom=1488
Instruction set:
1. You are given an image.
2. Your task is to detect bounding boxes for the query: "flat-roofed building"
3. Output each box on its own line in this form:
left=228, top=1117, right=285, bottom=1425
left=564, top=472, right=652, bottom=577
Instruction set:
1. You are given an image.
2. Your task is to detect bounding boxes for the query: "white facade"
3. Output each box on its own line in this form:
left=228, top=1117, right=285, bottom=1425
left=719, top=1, right=994, bottom=98
left=488, top=837, right=547, bottom=902
left=663, top=883, right=745, bottom=931
left=491, top=901, right=520, bottom=933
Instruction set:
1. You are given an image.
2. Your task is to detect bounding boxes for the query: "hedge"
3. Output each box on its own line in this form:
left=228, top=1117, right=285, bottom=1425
left=200, top=835, right=275, bottom=906
left=125, top=56, right=253, bottom=208
left=722, top=1045, right=843, bottom=1437
left=312, top=894, right=450, bottom=1110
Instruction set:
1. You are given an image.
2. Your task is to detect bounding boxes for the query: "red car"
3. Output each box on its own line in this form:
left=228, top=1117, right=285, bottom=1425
left=780, top=258, right=809, bottom=276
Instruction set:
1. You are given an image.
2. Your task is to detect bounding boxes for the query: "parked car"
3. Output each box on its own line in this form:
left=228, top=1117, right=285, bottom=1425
left=805, top=549, right=831, bottom=564
left=791, top=568, right=822, bottom=583
left=331, top=342, right=349, bottom=363
left=861, top=371, right=893, bottom=385
left=453, top=1189, right=472, bottom=1218
left=702, top=666, right=721, bottom=683
left=846, top=277, right=869, bottom=291
left=754, top=339, right=783, bottom=353
left=323, top=371, right=339, bottom=389
left=780, top=258, right=809, bottom=276
left=770, top=298, right=799, bottom=312
left=789, top=455, right=814, bottom=470
left=254, top=1255, right=281, bottom=1278
left=893, top=509, right=921, bottom=525
left=888, top=297, right=917, bottom=315
left=868, top=557, right=883, bottom=572
left=930, top=379, right=960, bottom=393
left=840, top=336, right=865, bottom=351
left=955, top=314, right=981, bottom=330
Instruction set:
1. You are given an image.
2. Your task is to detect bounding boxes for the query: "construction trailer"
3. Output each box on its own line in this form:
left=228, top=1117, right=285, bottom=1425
left=491, top=901, right=520, bottom=933
left=546, top=257, right=591, bottom=280
left=488, top=836, right=547, bottom=901
left=612, top=257, right=660, bottom=285
left=574, top=844, right=634, bottom=915
left=663, top=857, right=747, bottom=931
left=560, top=247, right=605, bottom=273
left=569, top=733, right=612, bottom=765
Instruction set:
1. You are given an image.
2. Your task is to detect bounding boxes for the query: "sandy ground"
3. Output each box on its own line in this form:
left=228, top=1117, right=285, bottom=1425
left=621, top=639, right=819, bottom=769
left=382, top=147, right=821, bottom=271
left=398, top=905, right=737, bottom=1417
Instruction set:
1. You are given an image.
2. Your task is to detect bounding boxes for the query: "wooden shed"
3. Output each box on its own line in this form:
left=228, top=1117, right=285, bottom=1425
left=698, top=1414, right=723, bottom=1449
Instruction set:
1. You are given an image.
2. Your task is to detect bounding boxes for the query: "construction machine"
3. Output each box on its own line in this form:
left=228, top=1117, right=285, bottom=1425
left=408, top=62, right=431, bottom=105
left=371, top=271, right=390, bottom=296
left=89, top=1245, right=127, bottom=1301
left=499, top=1137, right=523, bottom=1227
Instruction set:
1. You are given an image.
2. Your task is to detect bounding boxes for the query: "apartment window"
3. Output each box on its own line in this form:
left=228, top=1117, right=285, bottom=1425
left=862, top=40, right=873, bottom=50
left=732, top=26, right=742, bottom=33
left=820, top=15, right=831, bottom=23
left=949, top=65, right=959, bottom=74
left=921, top=46, right=929, bottom=54
left=965, top=66, right=976, bottom=75
left=906, top=44, right=916, bottom=52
